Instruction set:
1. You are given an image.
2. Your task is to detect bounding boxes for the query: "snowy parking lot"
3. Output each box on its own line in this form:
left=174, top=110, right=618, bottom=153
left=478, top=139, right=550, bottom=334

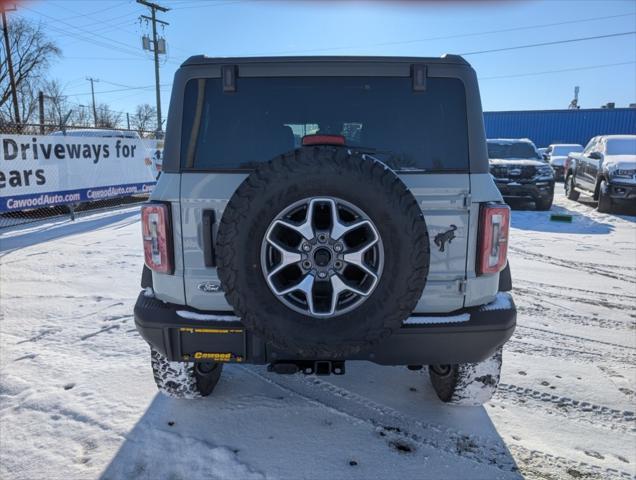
left=0, top=191, right=634, bottom=480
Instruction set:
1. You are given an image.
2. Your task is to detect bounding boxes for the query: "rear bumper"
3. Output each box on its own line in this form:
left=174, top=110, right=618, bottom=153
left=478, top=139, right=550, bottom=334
left=134, top=291, right=516, bottom=366
left=494, top=179, right=555, bottom=201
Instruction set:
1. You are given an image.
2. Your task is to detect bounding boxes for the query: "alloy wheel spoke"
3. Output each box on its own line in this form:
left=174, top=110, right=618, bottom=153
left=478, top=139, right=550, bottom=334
left=327, top=200, right=371, bottom=242
left=272, top=219, right=314, bottom=241
left=329, top=274, right=369, bottom=315
left=342, top=235, right=379, bottom=277
left=275, top=274, right=315, bottom=313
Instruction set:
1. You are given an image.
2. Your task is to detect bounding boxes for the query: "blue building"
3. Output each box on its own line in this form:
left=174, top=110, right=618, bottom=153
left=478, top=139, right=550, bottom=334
left=483, top=108, right=636, bottom=148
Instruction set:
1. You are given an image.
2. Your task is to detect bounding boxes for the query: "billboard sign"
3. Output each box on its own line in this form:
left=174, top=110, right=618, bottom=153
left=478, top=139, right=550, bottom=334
left=0, top=134, right=157, bottom=212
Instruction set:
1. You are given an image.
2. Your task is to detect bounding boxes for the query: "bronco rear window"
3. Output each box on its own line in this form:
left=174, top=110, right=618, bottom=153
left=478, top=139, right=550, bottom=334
left=180, top=76, right=469, bottom=172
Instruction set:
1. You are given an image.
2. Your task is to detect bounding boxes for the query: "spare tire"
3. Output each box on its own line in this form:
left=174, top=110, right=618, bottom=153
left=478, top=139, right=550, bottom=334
left=216, top=146, right=430, bottom=358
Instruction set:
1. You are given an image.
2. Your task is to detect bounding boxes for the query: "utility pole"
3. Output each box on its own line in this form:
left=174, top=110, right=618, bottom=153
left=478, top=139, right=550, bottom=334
left=126, top=112, right=131, bottom=130
left=38, top=91, right=44, bottom=133
left=86, top=77, right=99, bottom=127
left=568, top=86, right=580, bottom=110
left=1, top=5, right=21, bottom=126
left=138, top=0, right=169, bottom=136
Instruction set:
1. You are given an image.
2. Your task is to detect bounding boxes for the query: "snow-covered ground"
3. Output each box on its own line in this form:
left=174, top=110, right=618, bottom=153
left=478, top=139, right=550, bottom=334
left=1, top=192, right=634, bottom=480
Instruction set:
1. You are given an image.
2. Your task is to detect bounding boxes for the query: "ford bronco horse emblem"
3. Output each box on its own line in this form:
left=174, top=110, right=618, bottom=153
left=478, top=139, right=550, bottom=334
left=434, top=225, right=457, bottom=252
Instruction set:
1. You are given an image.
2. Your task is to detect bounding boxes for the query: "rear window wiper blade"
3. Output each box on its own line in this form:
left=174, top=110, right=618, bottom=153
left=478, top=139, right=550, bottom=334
left=350, top=145, right=395, bottom=155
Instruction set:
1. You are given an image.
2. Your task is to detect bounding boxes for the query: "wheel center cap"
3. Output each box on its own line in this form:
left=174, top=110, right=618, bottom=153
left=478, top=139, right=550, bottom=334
left=314, top=248, right=332, bottom=267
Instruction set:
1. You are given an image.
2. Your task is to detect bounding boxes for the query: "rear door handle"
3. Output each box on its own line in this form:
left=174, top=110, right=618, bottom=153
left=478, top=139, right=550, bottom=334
left=202, top=210, right=216, bottom=267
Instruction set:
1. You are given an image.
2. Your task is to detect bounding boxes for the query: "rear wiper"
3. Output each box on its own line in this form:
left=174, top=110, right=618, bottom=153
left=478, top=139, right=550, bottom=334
left=350, top=145, right=395, bottom=155
left=348, top=147, right=423, bottom=171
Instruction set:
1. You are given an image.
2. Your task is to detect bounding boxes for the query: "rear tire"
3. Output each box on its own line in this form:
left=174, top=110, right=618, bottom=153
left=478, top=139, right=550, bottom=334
left=565, top=175, right=580, bottom=201
left=597, top=180, right=613, bottom=213
left=216, top=146, right=430, bottom=358
left=428, top=347, right=502, bottom=406
left=150, top=348, right=223, bottom=399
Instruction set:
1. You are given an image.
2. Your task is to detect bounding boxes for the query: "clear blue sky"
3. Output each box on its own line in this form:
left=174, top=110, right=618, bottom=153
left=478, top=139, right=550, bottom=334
left=13, top=0, right=636, bottom=119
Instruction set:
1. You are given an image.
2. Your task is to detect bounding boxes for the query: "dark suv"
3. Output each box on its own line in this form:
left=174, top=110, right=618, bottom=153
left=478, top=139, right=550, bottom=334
left=134, top=55, right=516, bottom=405
left=488, top=138, right=555, bottom=210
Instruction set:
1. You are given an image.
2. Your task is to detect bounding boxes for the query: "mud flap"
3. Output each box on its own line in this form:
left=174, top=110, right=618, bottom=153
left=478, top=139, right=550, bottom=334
left=498, top=262, right=512, bottom=292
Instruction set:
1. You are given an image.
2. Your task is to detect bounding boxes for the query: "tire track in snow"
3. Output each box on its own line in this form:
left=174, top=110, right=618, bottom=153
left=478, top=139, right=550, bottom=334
left=514, top=285, right=635, bottom=315
left=509, top=323, right=636, bottom=365
left=509, top=246, right=636, bottom=284
left=507, top=444, right=634, bottom=480
left=516, top=279, right=636, bottom=301
left=516, top=325, right=636, bottom=351
left=516, top=304, right=634, bottom=331
left=506, top=338, right=634, bottom=366
left=244, top=367, right=633, bottom=480
left=495, top=383, right=635, bottom=434
left=241, top=366, right=520, bottom=476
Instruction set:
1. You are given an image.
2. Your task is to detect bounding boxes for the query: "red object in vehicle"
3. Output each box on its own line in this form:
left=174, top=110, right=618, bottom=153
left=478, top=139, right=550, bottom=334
left=477, top=204, right=510, bottom=275
left=302, top=134, right=346, bottom=146
left=141, top=203, right=173, bottom=274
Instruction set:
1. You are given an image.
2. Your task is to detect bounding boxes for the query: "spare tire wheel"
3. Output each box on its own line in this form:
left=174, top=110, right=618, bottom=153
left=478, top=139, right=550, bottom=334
left=216, top=146, right=430, bottom=358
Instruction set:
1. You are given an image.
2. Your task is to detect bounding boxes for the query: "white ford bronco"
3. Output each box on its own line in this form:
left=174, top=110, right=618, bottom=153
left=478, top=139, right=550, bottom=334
left=134, top=55, right=516, bottom=405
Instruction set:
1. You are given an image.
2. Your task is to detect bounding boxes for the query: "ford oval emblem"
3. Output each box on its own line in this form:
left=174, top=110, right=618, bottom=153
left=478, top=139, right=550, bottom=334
left=198, top=281, right=222, bottom=293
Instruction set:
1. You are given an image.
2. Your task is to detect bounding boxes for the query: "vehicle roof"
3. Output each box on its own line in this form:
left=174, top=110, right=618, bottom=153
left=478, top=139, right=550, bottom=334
left=49, top=129, right=140, bottom=138
left=599, top=134, right=636, bottom=141
left=549, top=143, right=583, bottom=147
left=487, top=138, right=535, bottom=144
left=181, top=54, right=469, bottom=67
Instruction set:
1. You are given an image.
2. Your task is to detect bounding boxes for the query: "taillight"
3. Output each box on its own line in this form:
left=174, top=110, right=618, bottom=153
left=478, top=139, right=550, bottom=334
left=302, top=134, right=345, bottom=146
left=141, top=203, right=173, bottom=274
left=477, top=203, right=510, bottom=275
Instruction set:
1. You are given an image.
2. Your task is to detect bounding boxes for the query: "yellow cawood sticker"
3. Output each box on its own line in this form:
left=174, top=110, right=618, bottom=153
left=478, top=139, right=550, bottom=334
left=192, top=352, right=243, bottom=362
left=179, top=328, right=243, bottom=334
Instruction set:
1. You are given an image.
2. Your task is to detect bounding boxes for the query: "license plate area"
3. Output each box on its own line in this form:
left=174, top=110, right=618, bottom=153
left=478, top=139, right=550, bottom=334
left=178, top=326, right=246, bottom=363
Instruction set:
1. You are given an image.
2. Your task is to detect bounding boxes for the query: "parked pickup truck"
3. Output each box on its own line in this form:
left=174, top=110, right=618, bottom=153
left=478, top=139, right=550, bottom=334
left=565, top=135, right=636, bottom=213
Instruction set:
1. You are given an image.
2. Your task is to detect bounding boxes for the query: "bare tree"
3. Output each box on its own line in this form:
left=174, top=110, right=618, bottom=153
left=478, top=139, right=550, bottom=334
left=42, top=79, right=73, bottom=126
left=70, top=105, right=92, bottom=128
left=95, top=103, right=122, bottom=129
left=0, top=17, right=61, bottom=123
left=132, top=103, right=156, bottom=133
left=9, top=75, right=38, bottom=123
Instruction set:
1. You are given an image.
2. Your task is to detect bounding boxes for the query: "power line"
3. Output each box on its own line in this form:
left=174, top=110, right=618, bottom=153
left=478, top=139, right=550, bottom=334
left=94, top=85, right=171, bottom=104
left=238, top=11, right=636, bottom=56
left=99, top=79, right=151, bottom=89
left=25, top=5, right=145, bottom=53
left=62, top=56, right=158, bottom=62
left=65, top=84, right=171, bottom=96
left=39, top=22, right=147, bottom=59
left=461, top=31, right=636, bottom=56
left=51, top=3, right=144, bottom=38
left=171, top=1, right=247, bottom=10
left=51, top=2, right=139, bottom=24
left=479, top=61, right=636, bottom=80
left=21, top=4, right=148, bottom=58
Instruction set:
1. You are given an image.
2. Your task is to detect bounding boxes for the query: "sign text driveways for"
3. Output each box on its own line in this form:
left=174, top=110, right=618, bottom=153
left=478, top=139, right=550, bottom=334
left=0, top=134, right=159, bottom=211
